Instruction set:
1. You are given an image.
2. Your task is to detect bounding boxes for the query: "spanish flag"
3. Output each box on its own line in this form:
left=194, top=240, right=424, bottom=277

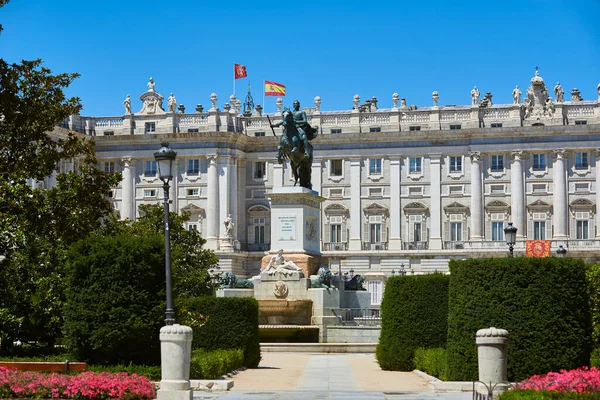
left=525, top=240, right=551, bottom=257
left=265, top=80, right=286, bottom=96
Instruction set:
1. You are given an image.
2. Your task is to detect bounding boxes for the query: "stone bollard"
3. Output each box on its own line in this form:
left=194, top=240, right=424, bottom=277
left=476, top=327, right=509, bottom=399
left=157, top=324, right=193, bottom=400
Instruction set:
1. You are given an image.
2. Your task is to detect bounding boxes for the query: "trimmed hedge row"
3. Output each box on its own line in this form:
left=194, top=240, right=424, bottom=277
left=500, top=391, right=600, bottom=399
left=447, top=257, right=592, bottom=382
left=376, top=273, right=449, bottom=370
left=64, top=234, right=165, bottom=365
left=413, top=347, right=448, bottom=381
left=179, top=297, right=261, bottom=368
left=190, top=349, right=244, bottom=379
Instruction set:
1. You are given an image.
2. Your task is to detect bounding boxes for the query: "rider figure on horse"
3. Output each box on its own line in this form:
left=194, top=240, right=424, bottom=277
left=271, top=100, right=313, bottom=163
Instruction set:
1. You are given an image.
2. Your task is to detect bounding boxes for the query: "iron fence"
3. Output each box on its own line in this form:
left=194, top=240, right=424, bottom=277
left=330, top=308, right=381, bottom=326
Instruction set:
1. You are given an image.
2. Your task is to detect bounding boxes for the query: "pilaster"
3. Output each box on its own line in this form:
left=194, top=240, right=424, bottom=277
left=389, top=158, right=402, bottom=250
left=429, top=154, right=442, bottom=249
left=218, top=156, right=231, bottom=247
left=596, top=149, right=600, bottom=238
left=349, top=159, right=362, bottom=251
left=470, top=152, right=484, bottom=240
left=552, top=149, right=568, bottom=239
left=311, top=160, right=323, bottom=197
left=273, top=162, right=284, bottom=190
left=169, top=160, right=178, bottom=213
left=510, top=151, right=525, bottom=239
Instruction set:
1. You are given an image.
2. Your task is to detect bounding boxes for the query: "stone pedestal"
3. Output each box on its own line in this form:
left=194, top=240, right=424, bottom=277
left=253, top=271, right=309, bottom=300
left=476, top=327, right=509, bottom=399
left=264, top=187, right=325, bottom=277
left=308, top=288, right=341, bottom=342
left=158, top=324, right=193, bottom=400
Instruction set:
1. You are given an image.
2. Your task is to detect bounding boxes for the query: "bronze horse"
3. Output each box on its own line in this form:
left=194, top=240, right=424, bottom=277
left=272, top=108, right=317, bottom=189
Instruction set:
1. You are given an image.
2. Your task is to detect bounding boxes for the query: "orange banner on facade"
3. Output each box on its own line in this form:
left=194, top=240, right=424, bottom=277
left=525, top=240, right=551, bottom=257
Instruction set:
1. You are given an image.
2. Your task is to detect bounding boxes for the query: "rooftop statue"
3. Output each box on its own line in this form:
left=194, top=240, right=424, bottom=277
left=147, top=77, right=156, bottom=92
left=269, top=100, right=318, bottom=189
left=554, top=82, right=564, bottom=103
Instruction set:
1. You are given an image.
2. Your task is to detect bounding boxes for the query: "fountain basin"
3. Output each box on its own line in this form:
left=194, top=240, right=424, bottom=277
left=258, top=299, right=313, bottom=325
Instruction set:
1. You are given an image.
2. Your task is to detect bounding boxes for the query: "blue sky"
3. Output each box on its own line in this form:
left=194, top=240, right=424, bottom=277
left=2, top=0, right=599, bottom=116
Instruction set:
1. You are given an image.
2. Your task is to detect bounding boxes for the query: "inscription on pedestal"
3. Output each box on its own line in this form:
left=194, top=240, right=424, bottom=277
left=278, top=215, right=296, bottom=240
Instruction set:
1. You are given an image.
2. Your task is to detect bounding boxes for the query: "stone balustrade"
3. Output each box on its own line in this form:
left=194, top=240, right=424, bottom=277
left=64, top=99, right=599, bottom=137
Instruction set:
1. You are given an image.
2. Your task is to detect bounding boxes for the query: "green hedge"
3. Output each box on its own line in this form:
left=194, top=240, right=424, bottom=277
left=190, top=349, right=244, bottom=379
left=64, top=234, right=165, bottom=365
left=500, top=391, right=600, bottom=399
left=87, top=364, right=162, bottom=381
left=447, top=257, right=592, bottom=382
left=413, top=347, right=448, bottom=381
left=376, top=273, right=449, bottom=370
left=179, top=297, right=260, bottom=368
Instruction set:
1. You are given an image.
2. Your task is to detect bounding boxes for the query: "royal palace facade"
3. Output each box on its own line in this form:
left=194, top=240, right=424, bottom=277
left=55, top=70, right=600, bottom=285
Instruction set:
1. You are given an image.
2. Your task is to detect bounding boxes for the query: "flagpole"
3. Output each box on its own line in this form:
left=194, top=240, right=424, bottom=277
left=262, top=80, right=265, bottom=114
left=233, top=64, right=236, bottom=99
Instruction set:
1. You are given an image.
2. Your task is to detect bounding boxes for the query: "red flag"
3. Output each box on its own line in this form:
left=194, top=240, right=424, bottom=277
left=525, top=240, right=551, bottom=257
left=234, top=64, right=247, bottom=79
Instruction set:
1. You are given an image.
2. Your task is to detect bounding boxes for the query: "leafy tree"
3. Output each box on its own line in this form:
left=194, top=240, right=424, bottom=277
left=98, top=203, right=219, bottom=299
left=0, top=44, right=121, bottom=347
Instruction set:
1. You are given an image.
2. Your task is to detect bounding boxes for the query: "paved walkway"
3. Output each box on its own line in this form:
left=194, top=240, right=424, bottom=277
left=192, top=353, right=472, bottom=399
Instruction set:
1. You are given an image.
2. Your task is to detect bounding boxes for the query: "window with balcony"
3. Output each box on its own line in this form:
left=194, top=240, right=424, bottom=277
left=145, top=160, right=157, bottom=177
left=409, top=157, right=422, bottom=174
left=575, top=152, right=588, bottom=170
left=330, top=216, right=343, bottom=243
left=254, top=218, right=266, bottom=244
left=369, top=216, right=382, bottom=243
left=577, top=220, right=589, bottom=240
left=188, top=224, right=198, bottom=232
left=187, top=159, right=200, bottom=176
left=449, top=156, right=462, bottom=173
left=533, top=221, right=546, bottom=240
left=533, top=153, right=546, bottom=171
left=491, top=155, right=504, bottom=172
left=450, top=220, right=462, bottom=241
left=369, top=159, right=382, bottom=175
left=330, top=159, right=343, bottom=176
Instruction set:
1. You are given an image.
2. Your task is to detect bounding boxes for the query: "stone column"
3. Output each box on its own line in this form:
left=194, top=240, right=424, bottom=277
left=429, top=154, right=442, bottom=249
left=206, top=155, right=219, bottom=250
left=349, top=159, right=362, bottom=250
left=510, top=151, right=525, bottom=239
left=596, top=150, right=600, bottom=238
left=476, top=327, right=509, bottom=399
left=389, top=158, right=402, bottom=250
left=230, top=157, right=239, bottom=241
left=169, top=160, right=178, bottom=213
left=218, top=157, right=230, bottom=243
left=470, top=152, right=484, bottom=240
left=553, top=150, right=568, bottom=239
left=120, top=158, right=135, bottom=221
left=157, top=324, right=193, bottom=400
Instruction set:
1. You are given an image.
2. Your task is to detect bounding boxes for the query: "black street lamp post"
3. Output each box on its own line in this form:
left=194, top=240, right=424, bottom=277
left=154, top=142, right=177, bottom=325
left=503, top=222, right=518, bottom=258
left=399, top=263, right=406, bottom=276
left=556, top=245, right=567, bottom=258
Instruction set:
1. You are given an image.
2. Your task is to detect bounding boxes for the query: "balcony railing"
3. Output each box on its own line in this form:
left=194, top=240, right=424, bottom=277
left=324, top=242, right=348, bottom=251
left=362, top=242, right=388, bottom=251
left=405, top=241, right=428, bottom=250
left=246, top=243, right=271, bottom=252
left=444, top=241, right=465, bottom=249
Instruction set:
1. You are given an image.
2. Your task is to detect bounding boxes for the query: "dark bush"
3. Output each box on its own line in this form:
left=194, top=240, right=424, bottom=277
left=179, top=297, right=260, bottom=368
left=500, top=391, right=600, bottom=399
left=64, top=234, right=165, bottom=365
left=87, top=364, right=162, bottom=381
left=413, top=347, right=448, bottom=380
left=447, top=257, right=592, bottom=382
left=376, top=273, right=449, bottom=370
left=190, top=349, right=244, bottom=379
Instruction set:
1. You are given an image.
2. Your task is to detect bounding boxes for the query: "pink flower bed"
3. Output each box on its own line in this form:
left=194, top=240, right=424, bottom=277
left=0, top=367, right=156, bottom=399
left=517, top=366, right=600, bottom=393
